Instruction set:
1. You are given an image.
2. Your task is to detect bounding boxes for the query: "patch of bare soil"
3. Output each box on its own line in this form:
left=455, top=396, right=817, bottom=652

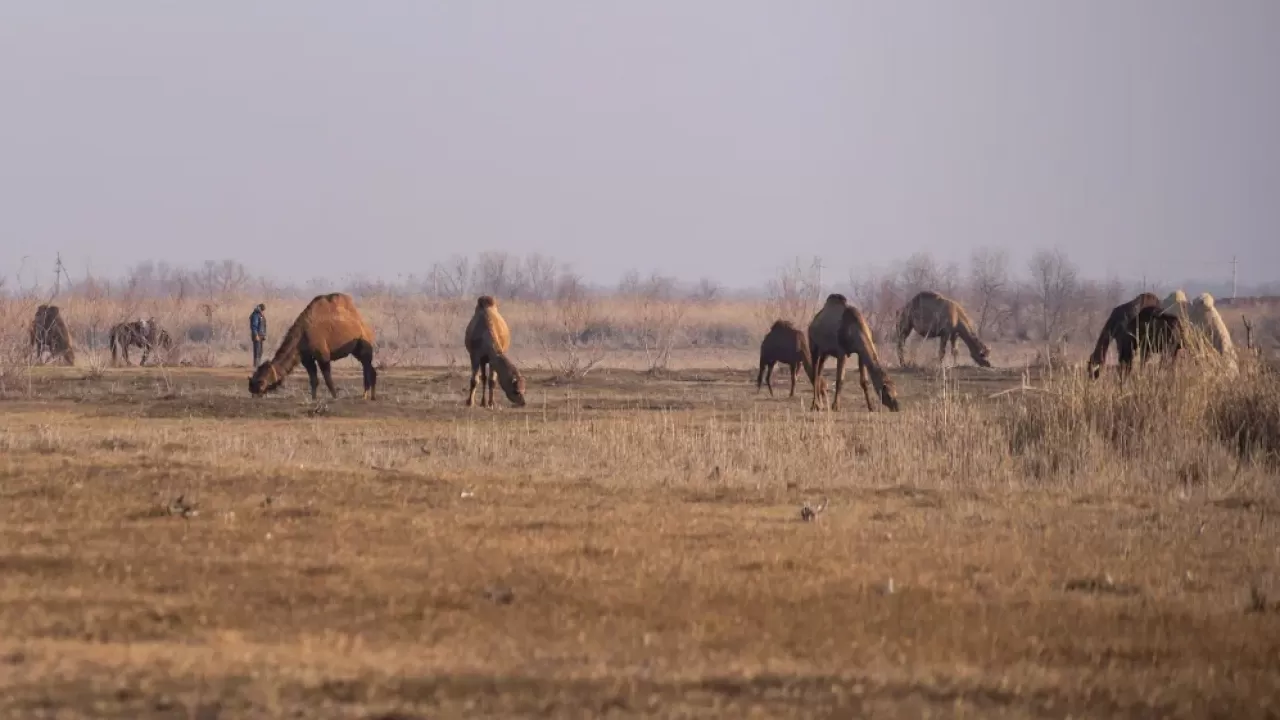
left=0, top=366, right=1276, bottom=719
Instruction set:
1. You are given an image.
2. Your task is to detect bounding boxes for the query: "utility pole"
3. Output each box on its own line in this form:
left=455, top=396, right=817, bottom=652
left=1230, top=255, right=1238, bottom=300
left=53, top=253, right=65, bottom=297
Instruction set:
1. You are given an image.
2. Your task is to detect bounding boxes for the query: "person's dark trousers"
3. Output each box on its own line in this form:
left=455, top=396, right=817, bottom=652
left=252, top=338, right=263, bottom=367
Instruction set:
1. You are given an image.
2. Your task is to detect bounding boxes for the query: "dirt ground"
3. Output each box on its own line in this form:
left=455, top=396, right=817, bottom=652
left=1, top=362, right=1277, bottom=719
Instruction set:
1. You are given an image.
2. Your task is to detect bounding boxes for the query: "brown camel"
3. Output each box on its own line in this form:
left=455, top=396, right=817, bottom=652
left=29, top=305, right=75, bottom=365
left=465, top=295, right=526, bottom=407
left=248, top=293, right=377, bottom=400
left=807, top=294, right=900, bottom=412
left=756, top=320, right=820, bottom=398
left=895, top=291, right=992, bottom=368
left=109, top=318, right=173, bottom=366
left=1087, top=292, right=1162, bottom=379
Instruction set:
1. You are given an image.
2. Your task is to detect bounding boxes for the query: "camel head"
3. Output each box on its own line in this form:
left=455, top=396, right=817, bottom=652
left=879, top=377, right=900, bottom=412
left=499, top=367, right=526, bottom=407
left=970, top=341, right=993, bottom=368
left=248, top=362, right=283, bottom=397
left=1087, top=361, right=1102, bottom=380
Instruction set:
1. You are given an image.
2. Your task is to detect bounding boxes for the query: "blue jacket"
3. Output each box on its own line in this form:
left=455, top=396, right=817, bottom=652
left=249, top=309, right=266, bottom=338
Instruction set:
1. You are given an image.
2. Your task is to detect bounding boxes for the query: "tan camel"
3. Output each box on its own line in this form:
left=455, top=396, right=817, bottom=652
left=756, top=320, right=820, bottom=398
left=29, top=305, right=75, bottom=365
left=465, top=295, right=526, bottom=407
left=1087, top=292, right=1162, bottom=379
left=807, top=294, right=900, bottom=412
left=248, top=293, right=377, bottom=400
left=1164, top=290, right=1238, bottom=374
left=895, top=291, right=992, bottom=368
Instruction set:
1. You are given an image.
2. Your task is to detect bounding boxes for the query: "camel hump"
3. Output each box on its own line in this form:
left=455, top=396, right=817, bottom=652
left=769, top=319, right=795, bottom=332
left=1196, top=292, right=1216, bottom=308
left=824, top=293, right=848, bottom=306
left=476, top=295, right=498, bottom=310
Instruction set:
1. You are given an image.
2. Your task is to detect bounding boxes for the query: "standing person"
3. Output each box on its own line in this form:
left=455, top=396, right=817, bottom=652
left=249, top=303, right=267, bottom=367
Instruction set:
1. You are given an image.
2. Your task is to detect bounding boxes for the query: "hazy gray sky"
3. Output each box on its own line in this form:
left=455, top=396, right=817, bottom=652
left=2, top=1, right=1277, bottom=289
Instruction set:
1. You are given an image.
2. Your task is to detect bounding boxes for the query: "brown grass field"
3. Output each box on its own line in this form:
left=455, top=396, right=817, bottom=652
left=1, top=350, right=1279, bottom=718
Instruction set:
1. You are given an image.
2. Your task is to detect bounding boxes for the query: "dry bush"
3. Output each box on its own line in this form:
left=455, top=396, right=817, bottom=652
left=1000, top=352, right=1280, bottom=484
left=0, top=294, right=39, bottom=393
left=533, top=272, right=607, bottom=380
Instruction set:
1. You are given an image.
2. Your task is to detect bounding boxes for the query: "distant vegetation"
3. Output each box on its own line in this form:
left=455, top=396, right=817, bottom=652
left=1, top=249, right=1277, bottom=380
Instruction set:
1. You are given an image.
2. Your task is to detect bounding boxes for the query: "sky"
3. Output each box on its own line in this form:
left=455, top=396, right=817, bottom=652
left=2, top=1, right=1278, bottom=290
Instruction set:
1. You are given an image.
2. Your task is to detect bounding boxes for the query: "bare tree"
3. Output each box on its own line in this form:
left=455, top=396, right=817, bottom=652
left=1027, top=249, right=1079, bottom=342
left=762, top=259, right=820, bottom=328
left=621, top=271, right=689, bottom=373
left=848, top=265, right=901, bottom=342
left=429, top=255, right=473, bottom=298
left=536, top=269, right=607, bottom=378
left=899, top=252, right=944, bottom=299
left=968, top=247, right=1010, bottom=336
left=474, top=251, right=527, bottom=299
left=522, top=253, right=560, bottom=301
left=691, top=277, right=721, bottom=304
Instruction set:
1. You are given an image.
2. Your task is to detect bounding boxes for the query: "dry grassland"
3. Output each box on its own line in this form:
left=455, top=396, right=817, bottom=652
left=1, top=354, right=1279, bottom=718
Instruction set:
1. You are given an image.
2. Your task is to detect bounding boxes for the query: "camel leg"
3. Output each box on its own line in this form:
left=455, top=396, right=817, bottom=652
left=788, top=362, right=798, bottom=398
left=811, top=353, right=826, bottom=410
left=896, top=330, right=909, bottom=367
left=318, top=358, right=338, bottom=399
left=858, top=356, right=876, bottom=412
left=756, top=362, right=766, bottom=393
left=951, top=333, right=959, bottom=365
left=358, top=342, right=377, bottom=400
left=1117, top=336, right=1135, bottom=381
left=832, top=354, right=846, bottom=411
left=301, top=355, right=320, bottom=399
left=140, top=343, right=151, bottom=366
left=486, top=362, right=498, bottom=408
left=764, top=362, right=775, bottom=396
left=466, top=357, right=481, bottom=406
left=938, top=334, right=948, bottom=365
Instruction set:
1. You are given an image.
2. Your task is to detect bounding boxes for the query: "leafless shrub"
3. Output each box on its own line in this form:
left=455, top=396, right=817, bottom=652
left=1027, top=248, right=1079, bottom=343
left=620, top=270, right=690, bottom=374
left=536, top=270, right=607, bottom=379
left=968, top=247, right=1010, bottom=337
left=762, top=259, right=820, bottom=329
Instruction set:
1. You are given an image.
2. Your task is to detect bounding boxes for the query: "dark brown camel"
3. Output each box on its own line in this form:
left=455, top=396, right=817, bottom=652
left=1087, top=292, right=1162, bottom=379
left=756, top=320, right=819, bottom=398
left=29, top=305, right=75, bottom=365
left=1115, top=306, right=1186, bottom=378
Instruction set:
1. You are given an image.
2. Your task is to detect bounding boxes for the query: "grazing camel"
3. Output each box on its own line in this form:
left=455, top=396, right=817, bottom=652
left=1087, top=292, right=1162, bottom=379
left=109, top=318, right=173, bottom=366
left=807, top=294, right=900, bottom=412
left=756, top=320, right=819, bottom=398
left=1163, top=290, right=1239, bottom=375
left=465, top=295, right=526, bottom=407
left=248, top=293, right=377, bottom=400
left=1115, top=306, right=1185, bottom=377
left=29, top=305, right=75, bottom=365
left=895, top=291, right=992, bottom=368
